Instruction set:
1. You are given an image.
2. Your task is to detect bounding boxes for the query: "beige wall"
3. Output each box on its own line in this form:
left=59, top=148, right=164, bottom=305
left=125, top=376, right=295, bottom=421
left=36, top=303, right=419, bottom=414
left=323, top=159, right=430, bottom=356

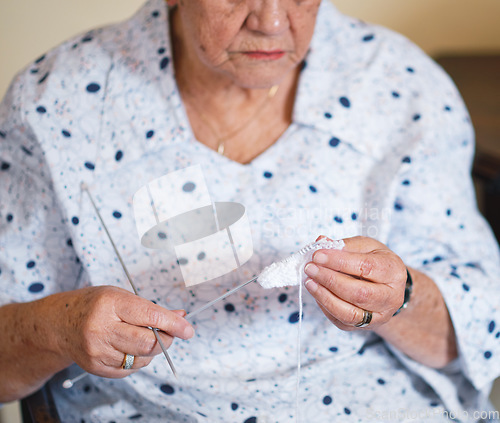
left=2, top=0, right=500, bottom=97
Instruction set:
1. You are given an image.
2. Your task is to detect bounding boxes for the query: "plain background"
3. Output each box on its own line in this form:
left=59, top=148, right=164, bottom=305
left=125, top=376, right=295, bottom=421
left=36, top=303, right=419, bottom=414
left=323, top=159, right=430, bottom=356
left=1, top=0, right=499, bottom=421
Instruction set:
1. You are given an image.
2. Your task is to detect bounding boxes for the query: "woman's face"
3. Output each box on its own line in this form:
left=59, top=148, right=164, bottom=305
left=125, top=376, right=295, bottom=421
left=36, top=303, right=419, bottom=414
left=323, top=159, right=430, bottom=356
left=170, top=0, right=321, bottom=88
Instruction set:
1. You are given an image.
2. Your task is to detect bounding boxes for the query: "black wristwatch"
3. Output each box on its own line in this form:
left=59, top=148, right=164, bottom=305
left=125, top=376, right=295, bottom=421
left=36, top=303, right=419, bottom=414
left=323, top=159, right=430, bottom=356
left=393, top=268, right=413, bottom=316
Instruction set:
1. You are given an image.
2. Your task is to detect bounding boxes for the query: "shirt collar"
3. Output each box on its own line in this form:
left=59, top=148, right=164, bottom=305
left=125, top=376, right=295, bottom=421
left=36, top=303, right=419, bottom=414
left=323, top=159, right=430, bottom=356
left=124, top=0, right=386, bottom=160
left=293, top=0, right=388, bottom=160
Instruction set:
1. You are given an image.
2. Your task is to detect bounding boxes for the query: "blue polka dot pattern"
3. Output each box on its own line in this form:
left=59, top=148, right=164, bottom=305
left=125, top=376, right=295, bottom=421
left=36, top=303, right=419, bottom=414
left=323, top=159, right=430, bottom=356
left=28, top=282, right=44, bottom=293
left=278, top=293, right=287, bottom=303
left=34, top=54, right=46, bottom=64
left=86, top=83, right=101, bottom=93
left=182, top=182, right=196, bottom=192
left=329, top=137, right=340, bottom=147
left=38, top=73, right=49, bottom=84
left=160, top=57, right=170, bottom=70
left=323, top=395, right=332, bottom=405
left=289, top=311, right=301, bottom=323
left=160, top=384, right=175, bottom=395
left=339, top=96, right=351, bottom=108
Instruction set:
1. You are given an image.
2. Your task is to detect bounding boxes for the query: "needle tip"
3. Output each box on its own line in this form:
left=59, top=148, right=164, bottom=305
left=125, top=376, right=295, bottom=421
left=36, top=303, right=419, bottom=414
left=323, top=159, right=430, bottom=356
left=80, top=182, right=88, bottom=191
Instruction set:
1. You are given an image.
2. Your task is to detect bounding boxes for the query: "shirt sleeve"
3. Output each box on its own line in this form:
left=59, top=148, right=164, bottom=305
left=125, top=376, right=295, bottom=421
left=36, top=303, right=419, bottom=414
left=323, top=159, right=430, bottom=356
left=386, top=65, right=500, bottom=395
left=0, top=71, right=82, bottom=306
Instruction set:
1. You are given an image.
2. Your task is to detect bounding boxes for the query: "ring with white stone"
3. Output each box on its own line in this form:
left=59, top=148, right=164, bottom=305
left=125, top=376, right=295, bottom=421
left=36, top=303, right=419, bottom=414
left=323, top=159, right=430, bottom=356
left=121, top=353, right=135, bottom=370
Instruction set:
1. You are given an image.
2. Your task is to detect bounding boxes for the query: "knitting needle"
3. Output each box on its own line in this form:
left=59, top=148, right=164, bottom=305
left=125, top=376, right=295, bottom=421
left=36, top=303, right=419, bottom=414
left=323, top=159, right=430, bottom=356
left=62, top=372, right=89, bottom=389
left=185, top=276, right=258, bottom=320
left=81, top=182, right=178, bottom=379
left=63, top=274, right=257, bottom=388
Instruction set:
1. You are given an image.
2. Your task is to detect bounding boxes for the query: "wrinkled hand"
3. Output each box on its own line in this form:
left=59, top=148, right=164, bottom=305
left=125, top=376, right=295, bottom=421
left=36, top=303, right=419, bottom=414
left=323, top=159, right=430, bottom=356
left=57, top=286, right=194, bottom=378
left=304, top=236, right=407, bottom=331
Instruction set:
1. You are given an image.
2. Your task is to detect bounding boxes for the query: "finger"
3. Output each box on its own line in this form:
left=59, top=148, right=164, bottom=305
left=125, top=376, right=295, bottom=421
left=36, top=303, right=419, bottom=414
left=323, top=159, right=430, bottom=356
left=109, top=323, right=173, bottom=357
left=343, top=235, right=394, bottom=252
left=304, top=264, right=392, bottom=312
left=118, top=355, right=153, bottom=371
left=304, top=278, right=374, bottom=328
left=79, top=349, right=153, bottom=378
left=115, top=296, right=195, bottom=340
left=316, top=303, right=357, bottom=332
left=311, top=249, right=403, bottom=284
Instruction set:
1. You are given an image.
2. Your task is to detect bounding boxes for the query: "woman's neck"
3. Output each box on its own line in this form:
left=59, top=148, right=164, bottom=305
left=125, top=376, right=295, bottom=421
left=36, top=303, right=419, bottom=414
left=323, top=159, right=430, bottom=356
left=169, top=8, right=300, bottom=163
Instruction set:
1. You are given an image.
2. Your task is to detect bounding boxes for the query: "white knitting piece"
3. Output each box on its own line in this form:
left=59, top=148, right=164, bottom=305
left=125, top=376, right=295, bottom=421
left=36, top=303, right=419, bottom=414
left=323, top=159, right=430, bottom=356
left=257, top=239, right=345, bottom=289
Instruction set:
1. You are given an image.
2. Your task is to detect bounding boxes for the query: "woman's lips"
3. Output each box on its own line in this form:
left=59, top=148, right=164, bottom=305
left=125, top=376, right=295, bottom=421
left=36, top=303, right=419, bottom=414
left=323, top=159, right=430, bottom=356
left=242, top=50, right=286, bottom=60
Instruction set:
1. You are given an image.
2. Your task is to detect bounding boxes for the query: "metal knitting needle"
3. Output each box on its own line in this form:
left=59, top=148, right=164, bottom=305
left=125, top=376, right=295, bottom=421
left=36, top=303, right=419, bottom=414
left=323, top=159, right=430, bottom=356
left=81, top=182, right=178, bottom=379
left=63, top=275, right=257, bottom=388
left=62, top=371, right=89, bottom=389
left=185, top=276, right=258, bottom=320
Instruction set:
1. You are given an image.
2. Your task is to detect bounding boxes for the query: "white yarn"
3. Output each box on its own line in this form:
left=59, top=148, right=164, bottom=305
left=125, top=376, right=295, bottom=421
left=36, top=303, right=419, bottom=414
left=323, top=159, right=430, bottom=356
left=256, top=239, right=345, bottom=422
left=257, top=239, right=345, bottom=289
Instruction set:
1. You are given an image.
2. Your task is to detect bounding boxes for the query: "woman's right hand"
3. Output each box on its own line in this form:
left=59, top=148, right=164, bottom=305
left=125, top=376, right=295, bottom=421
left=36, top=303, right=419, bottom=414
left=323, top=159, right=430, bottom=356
left=53, top=286, right=194, bottom=378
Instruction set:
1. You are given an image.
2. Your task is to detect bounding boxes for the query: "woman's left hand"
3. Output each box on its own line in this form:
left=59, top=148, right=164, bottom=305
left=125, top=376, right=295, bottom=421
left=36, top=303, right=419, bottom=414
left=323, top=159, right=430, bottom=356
left=304, top=236, right=407, bottom=331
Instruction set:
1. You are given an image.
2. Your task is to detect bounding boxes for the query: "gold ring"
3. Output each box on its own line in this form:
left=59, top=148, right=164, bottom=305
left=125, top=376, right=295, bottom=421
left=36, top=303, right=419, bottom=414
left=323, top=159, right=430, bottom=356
left=121, top=353, right=135, bottom=370
left=354, top=309, right=373, bottom=328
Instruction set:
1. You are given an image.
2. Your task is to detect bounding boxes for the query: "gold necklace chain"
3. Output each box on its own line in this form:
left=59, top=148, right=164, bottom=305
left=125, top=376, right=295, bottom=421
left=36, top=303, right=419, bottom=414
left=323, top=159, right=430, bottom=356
left=189, top=85, right=279, bottom=156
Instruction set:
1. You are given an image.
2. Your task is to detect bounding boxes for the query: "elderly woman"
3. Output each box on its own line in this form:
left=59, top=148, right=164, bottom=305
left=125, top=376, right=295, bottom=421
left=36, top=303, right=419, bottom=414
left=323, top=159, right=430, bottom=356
left=0, top=0, right=499, bottom=422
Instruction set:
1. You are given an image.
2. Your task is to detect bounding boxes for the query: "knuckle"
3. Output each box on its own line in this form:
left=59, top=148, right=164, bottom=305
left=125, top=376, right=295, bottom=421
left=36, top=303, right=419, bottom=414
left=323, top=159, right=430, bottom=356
left=145, top=307, right=164, bottom=329
left=336, top=255, right=350, bottom=273
left=323, top=271, right=337, bottom=289
left=354, top=285, right=372, bottom=306
left=137, top=331, right=157, bottom=355
left=359, top=258, right=375, bottom=279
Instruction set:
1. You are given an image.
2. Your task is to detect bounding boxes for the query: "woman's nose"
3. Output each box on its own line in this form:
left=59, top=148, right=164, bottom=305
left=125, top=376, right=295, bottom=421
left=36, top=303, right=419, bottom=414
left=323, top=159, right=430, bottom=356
left=245, top=0, right=290, bottom=36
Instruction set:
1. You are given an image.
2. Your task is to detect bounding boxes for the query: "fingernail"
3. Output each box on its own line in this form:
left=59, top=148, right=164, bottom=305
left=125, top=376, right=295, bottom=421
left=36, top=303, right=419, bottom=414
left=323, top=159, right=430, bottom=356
left=172, top=309, right=187, bottom=317
left=313, top=253, right=327, bottom=264
left=304, top=263, right=319, bottom=277
left=305, top=278, right=318, bottom=293
left=183, top=326, right=194, bottom=339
